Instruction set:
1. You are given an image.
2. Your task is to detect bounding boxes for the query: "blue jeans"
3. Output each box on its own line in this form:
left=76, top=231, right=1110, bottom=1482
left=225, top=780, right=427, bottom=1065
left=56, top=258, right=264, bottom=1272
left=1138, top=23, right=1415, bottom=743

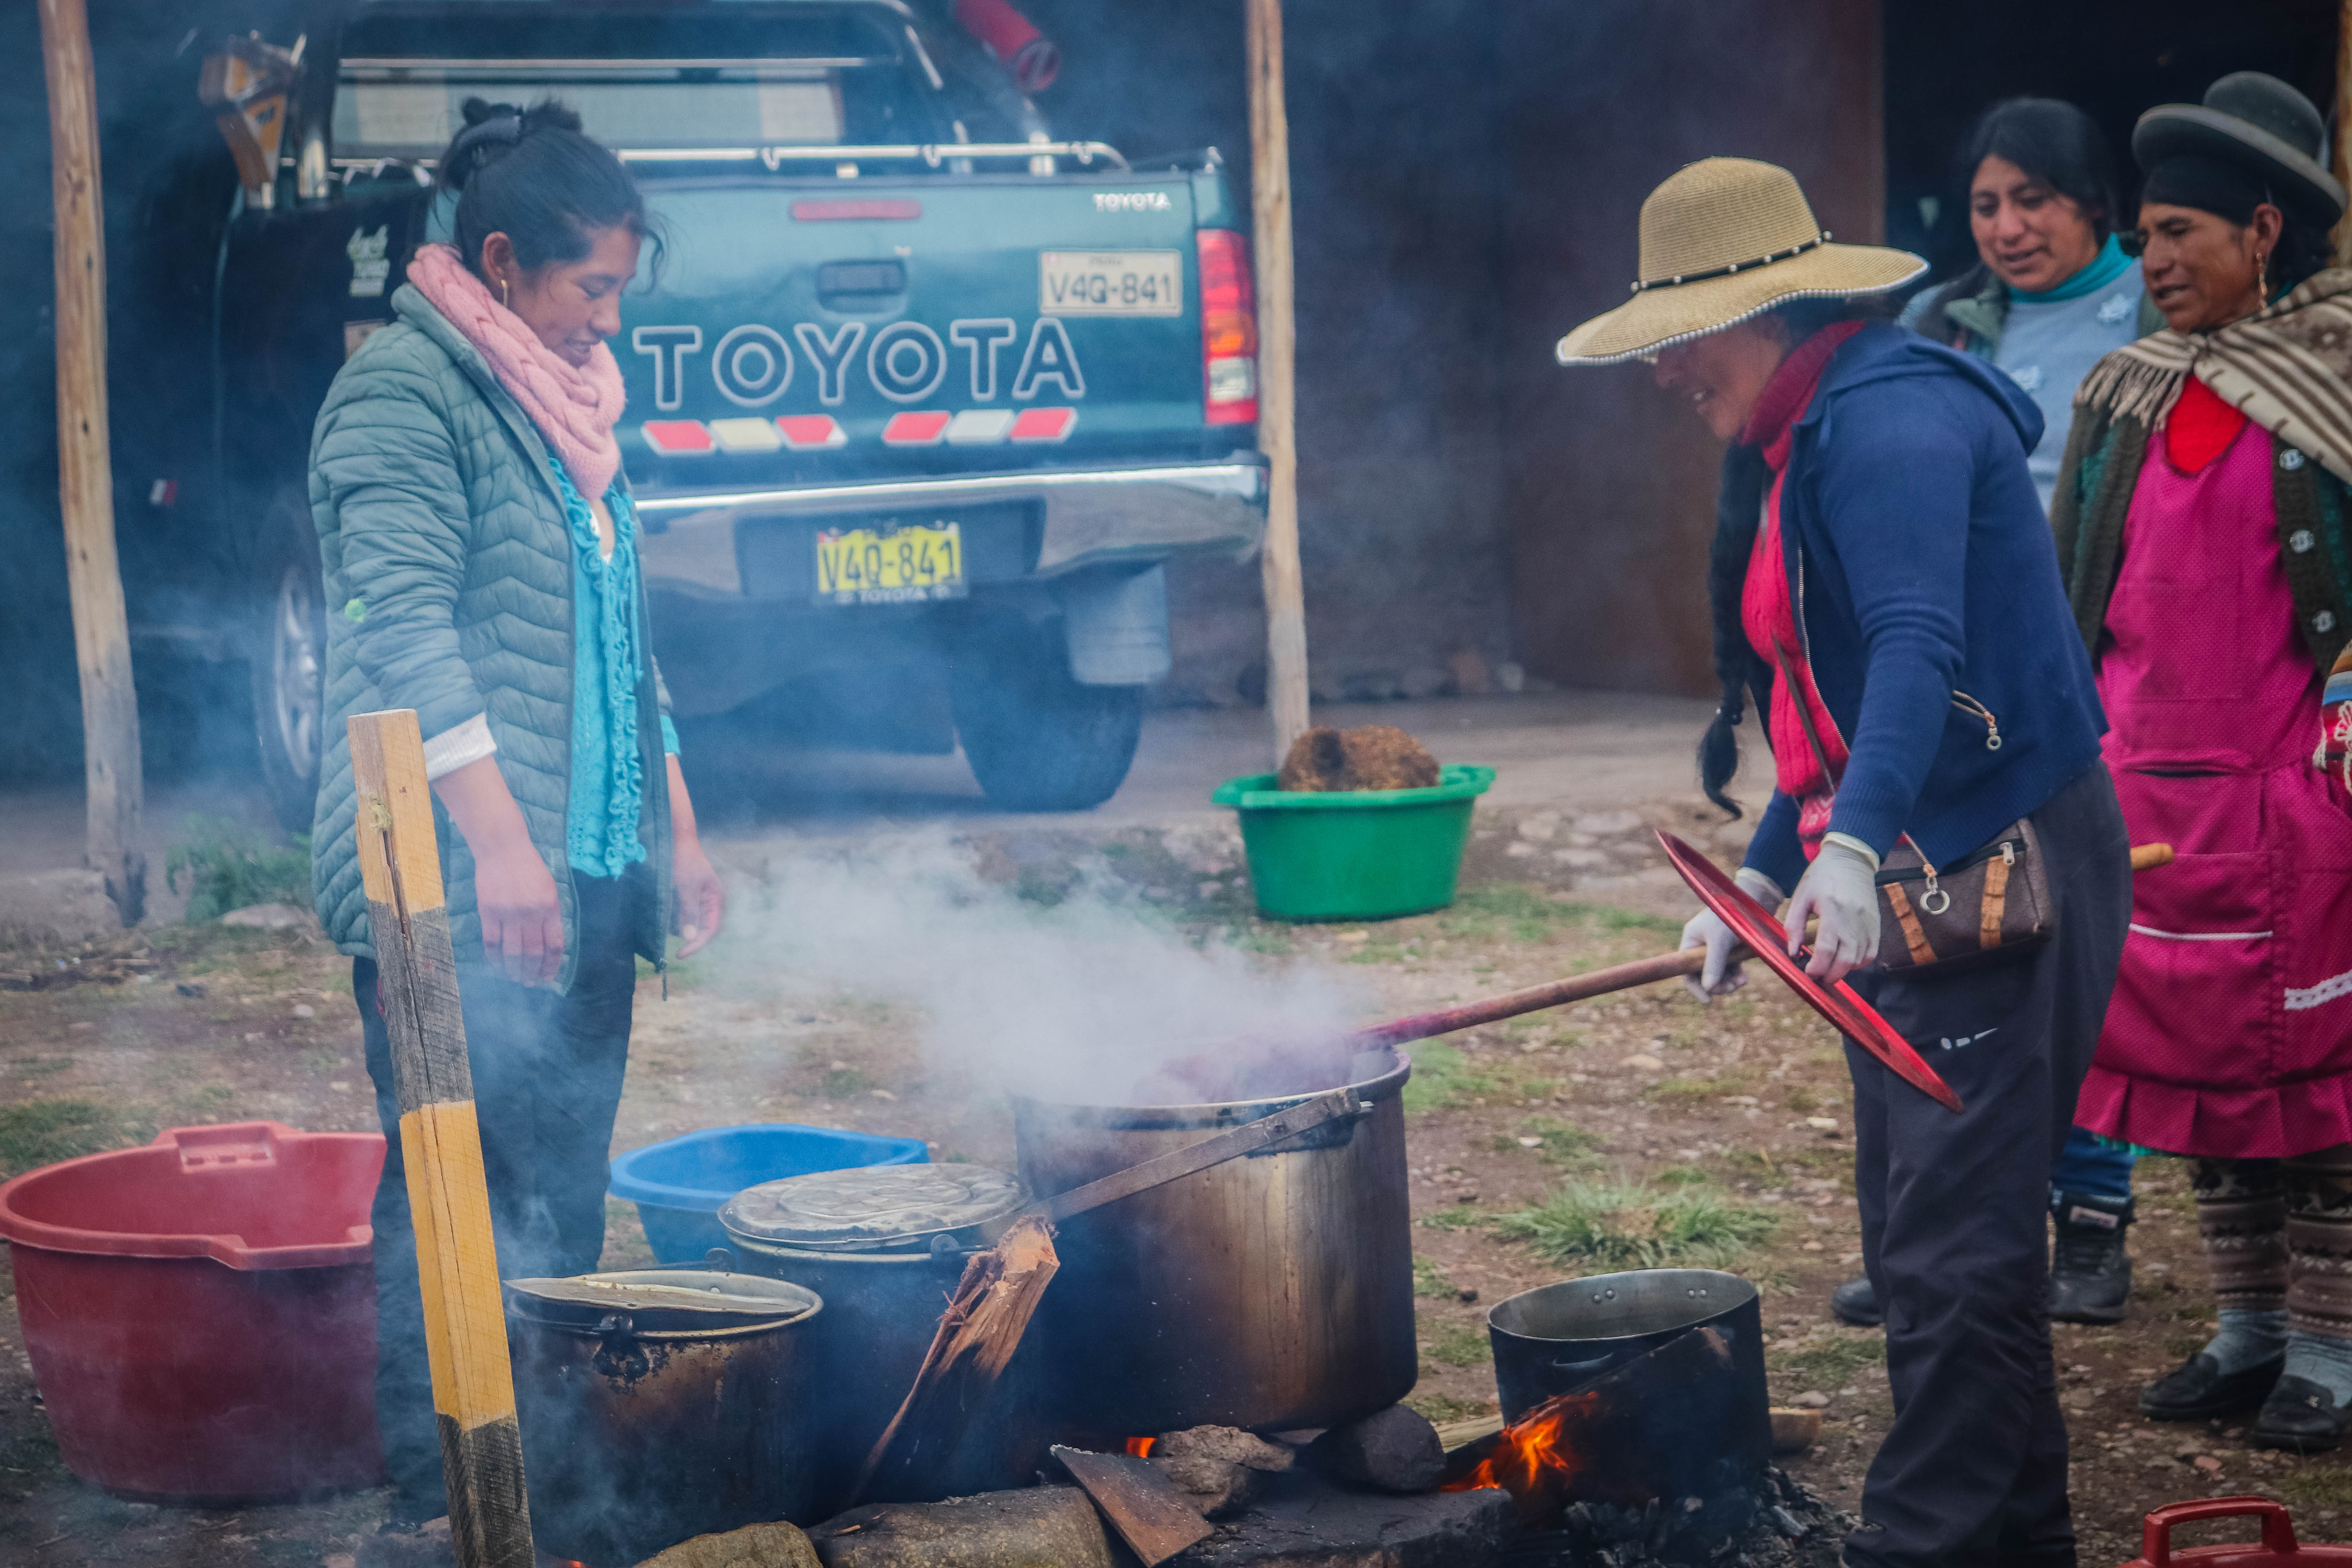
left=353, top=873, right=639, bottom=1522
left=2052, top=1123, right=2136, bottom=1201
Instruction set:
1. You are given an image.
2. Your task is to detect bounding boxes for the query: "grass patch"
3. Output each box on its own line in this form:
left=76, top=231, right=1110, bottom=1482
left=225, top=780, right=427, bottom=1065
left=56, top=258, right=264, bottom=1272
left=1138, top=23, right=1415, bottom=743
left=1771, top=1330, right=1886, bottom=1391
left=1419, top=1206, right=1492, bottom=1231
left=1404, top=1392, right=1495, bottom=1425
left=1492, top=1176, right=1777, bottom=1270
left=820, top=1067, right=872, bottom=1098
left=2282, top=1469, right=2352, bottom=1510
left=0, top=1098, right=153, bottom=1179
left=1649, top=1077, right=1722, bottom=1104
left=1401, top=1042, right=1552, bottom=1112
left=1437, top=884, right=1684, bottom=947
left=166, top=815, right=310, bottom=922
left=1516, top=1120, right=1605, bottom=1167
left=1413, top=1257, right=1455, bottom=1298
left=1421, top=1321, right=1493, bottom=1368
left=1783, top=1086, right=1821, bottom=1114
left=10, top=1056, right=75, bottom=1079
left=0, top=1426, right=62, bottom=1502
left=1724, top=1144, right=1854, bottom=1182
left=1657, top=1165, right=1713, bottom=1186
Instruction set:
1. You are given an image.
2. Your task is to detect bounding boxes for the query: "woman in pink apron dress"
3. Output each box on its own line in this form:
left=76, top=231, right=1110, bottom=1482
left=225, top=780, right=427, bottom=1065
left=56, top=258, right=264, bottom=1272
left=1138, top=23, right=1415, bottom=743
left=2050, top=72, right=2352, bottom=1450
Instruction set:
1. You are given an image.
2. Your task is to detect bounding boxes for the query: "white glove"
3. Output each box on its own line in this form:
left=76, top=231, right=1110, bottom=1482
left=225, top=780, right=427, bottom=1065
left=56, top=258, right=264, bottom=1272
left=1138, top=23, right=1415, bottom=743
left=1784, top=834, right=1881, bottom=983
left=1681, top=867, right=1786, bottom=1002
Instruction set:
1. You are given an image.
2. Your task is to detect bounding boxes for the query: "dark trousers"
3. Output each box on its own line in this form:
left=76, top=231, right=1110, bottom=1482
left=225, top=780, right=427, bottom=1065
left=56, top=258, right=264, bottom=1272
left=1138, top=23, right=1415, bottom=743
left=353, top=874, right=639, bottom=1522
left=1843, top=764, right=2130, bottom=1568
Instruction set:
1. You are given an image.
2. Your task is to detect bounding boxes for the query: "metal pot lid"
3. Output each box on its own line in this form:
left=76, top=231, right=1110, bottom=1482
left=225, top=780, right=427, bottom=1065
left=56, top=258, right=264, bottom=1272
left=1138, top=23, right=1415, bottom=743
left=505, top=1270, right=821, bottom=1331
left=720, top=1163, right=1024, bottom=1251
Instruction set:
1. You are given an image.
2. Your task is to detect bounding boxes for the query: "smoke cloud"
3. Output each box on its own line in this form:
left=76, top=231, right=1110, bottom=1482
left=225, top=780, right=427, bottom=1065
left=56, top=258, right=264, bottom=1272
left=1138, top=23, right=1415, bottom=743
left=724, top=833, right=1371, bottom=1107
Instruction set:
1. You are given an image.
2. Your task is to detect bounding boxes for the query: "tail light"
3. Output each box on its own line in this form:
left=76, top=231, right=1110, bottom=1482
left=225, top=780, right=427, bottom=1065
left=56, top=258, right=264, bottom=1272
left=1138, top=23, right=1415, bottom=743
left=1197, top=229, right=1259, bottom=426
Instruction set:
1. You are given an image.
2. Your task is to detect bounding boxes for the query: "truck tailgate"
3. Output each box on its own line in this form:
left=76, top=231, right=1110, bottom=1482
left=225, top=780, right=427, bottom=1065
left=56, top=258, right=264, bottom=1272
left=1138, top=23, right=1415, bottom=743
left=619, top=167, right=1232, bottom=492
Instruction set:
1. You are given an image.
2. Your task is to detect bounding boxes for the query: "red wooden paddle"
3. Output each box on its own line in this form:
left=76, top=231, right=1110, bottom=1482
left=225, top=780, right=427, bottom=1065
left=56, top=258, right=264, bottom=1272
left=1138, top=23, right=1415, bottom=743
left=1654, top=829, right=1962, bottom=1112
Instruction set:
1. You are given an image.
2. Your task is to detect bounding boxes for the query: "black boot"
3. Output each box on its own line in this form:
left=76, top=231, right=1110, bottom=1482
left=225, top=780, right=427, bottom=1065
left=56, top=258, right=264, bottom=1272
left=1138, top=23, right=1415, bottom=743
left=2049, top=1191, right=2134, bottom=1325
left=1831, top=1275, right=1882, bottom=1328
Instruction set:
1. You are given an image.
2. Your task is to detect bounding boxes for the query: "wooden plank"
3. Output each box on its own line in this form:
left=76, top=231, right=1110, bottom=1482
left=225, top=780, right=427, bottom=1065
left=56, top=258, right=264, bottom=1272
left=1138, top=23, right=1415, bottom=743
left=1052, top=1447, right=1214, bottom=1566
left=851, top=1216, right=1059, bottom=1504
left=2338, top=4, right=2352, bottom=265
left=38, top=0, right=143, bottom=926
left=1247, top=0, right=1310, bottom=764
left=348, top=710, right=534, bottom=1568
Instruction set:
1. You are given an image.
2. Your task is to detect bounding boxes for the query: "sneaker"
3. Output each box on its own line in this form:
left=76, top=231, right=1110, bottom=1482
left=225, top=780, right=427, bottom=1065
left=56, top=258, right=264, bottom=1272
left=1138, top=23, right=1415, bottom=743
left=2049, top=1191, right=2134, bottom=1325
left=2140, top=1352, right=2284, bottom=1421
left=1831, top=1275, right=1882, bottom=1328
left=2252, top=1374, right=2352, bottom=1453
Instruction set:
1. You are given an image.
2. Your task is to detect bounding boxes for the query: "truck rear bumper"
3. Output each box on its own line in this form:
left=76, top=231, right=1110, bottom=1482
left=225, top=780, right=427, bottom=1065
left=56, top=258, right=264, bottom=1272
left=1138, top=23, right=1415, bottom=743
left=632, top=456, right=1267, bottom=597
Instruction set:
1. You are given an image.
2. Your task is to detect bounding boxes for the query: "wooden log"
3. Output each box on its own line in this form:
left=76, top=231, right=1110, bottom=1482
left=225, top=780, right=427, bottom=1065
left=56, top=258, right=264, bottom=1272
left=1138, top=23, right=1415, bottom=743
left=1305, top=1404, right=1446, bottom=1495
left=347, top=710, right=533, bottom=1568
left=1051, top=1448, right=1214, bottom=1566
left=851, top=1216, right=1059, bottom=1503
left=1247, top=0, right=1310, bottom=763
left=38, top=0, right=143, bottom=926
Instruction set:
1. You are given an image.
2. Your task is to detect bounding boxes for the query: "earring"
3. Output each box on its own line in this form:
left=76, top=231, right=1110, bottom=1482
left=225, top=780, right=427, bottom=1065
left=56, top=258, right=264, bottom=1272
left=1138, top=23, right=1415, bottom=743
left=499, top=276, right=511, bottom=308
left=2259, top=250, right=2272, bottom=303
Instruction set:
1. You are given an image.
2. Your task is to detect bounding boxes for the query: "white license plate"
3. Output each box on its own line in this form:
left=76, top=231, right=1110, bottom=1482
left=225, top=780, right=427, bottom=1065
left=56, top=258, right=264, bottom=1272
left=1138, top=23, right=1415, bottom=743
left=1040, top=250, right=1182, bottom=316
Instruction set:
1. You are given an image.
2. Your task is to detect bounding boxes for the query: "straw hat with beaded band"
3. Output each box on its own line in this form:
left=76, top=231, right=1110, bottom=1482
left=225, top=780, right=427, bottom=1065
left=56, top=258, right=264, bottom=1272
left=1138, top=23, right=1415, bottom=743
left=1557, top=158, right=1927, bottom=366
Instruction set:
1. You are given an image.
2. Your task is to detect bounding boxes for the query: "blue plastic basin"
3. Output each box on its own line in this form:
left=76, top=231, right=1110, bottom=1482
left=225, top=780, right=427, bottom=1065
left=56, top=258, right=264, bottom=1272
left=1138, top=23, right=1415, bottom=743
left=608, top=1124, right=928, bottom=1265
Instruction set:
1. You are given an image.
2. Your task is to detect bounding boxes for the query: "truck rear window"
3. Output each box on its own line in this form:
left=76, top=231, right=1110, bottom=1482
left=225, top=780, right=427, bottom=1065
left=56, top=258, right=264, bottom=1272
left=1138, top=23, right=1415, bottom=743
left=332, top=4, right=937, bottom=159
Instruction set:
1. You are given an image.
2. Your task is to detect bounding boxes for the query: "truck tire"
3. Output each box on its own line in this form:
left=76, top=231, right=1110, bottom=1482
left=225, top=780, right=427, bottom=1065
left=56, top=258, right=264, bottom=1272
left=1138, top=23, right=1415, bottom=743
left=249, top=494, right=327, bottom=835
left=949, top=618, right=1143, bottom=811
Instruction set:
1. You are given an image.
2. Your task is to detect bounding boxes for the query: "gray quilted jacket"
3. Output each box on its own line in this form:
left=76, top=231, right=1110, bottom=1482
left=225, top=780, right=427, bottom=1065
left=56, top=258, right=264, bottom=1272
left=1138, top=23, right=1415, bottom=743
left=309, top=282, right=672, bottom=989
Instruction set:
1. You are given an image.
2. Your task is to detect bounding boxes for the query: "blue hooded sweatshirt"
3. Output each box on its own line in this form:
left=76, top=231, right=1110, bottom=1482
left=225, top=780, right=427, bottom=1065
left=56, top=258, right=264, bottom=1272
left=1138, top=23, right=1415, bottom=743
left=1742, top=322, right=2108, bottom=894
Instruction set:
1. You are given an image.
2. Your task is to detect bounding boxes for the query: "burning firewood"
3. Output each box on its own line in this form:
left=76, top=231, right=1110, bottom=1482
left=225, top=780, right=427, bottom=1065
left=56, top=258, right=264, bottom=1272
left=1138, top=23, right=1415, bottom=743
left=849, top=1217, right=1059, bottom=1503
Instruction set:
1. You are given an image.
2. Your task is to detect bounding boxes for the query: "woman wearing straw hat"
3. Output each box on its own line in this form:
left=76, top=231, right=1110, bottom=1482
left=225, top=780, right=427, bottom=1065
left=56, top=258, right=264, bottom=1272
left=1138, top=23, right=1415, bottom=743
left=1560, top=157, right=2130, bottom=1567
left=2049, top=73, right=2352, bottom=1451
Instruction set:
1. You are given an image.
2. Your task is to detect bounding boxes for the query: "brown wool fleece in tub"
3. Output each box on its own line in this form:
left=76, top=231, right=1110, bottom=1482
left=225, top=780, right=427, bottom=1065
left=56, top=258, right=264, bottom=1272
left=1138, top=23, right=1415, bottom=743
left=1276, top=725, right=1441, bottom=793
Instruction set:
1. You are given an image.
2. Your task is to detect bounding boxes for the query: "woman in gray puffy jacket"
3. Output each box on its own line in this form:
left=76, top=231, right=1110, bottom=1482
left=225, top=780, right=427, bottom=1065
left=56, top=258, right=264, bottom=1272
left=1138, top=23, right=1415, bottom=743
left=307, top=98, right=725, bottom=1549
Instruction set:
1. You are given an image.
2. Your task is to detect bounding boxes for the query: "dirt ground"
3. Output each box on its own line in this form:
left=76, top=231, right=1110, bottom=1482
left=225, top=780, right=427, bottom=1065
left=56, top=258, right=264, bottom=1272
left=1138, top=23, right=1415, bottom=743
left=0, top=793, right=2343, bottom=1567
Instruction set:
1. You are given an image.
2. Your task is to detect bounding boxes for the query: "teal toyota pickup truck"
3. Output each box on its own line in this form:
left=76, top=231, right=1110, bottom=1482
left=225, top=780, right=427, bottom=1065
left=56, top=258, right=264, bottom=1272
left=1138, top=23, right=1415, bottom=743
left=167, top=0, right=1264, bottom=823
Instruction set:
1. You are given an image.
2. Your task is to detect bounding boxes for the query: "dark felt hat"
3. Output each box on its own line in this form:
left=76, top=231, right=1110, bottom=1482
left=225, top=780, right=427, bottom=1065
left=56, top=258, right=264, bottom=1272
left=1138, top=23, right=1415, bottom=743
left=2134, top=71, right=2346, bottom=225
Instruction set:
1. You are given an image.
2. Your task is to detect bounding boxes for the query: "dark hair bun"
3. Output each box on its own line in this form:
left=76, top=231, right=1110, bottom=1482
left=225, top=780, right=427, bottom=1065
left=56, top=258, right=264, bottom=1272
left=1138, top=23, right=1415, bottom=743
left=433, top=95, right=660, bottom=284
left=439, top=97, right=590, bottom=193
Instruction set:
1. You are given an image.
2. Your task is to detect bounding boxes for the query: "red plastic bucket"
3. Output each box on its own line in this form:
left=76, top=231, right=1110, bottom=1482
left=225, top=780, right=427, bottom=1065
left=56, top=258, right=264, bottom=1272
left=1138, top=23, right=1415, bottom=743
left=2118, top=1497, right=2352, bottom=1566
left=0, top=1121, right=387, bottom=1503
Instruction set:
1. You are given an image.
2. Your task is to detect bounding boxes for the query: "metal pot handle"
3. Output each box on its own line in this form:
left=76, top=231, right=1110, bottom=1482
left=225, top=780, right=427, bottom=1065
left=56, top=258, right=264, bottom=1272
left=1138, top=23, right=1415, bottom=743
left=1547, top=1354, right=1615, bottom=1377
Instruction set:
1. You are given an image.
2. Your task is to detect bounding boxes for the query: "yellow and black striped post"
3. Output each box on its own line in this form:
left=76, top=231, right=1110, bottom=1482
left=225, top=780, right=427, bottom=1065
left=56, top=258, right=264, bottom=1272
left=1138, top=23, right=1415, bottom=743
left=348, top=710, right=534, bottom=1568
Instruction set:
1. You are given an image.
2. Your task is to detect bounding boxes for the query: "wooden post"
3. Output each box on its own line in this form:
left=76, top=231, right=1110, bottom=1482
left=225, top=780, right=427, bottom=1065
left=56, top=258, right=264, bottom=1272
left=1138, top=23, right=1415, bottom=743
left=348, top=711, right=534, bottom=1568
left=1247, top=0, right=1310, bottom=764
left=39, top=0, right=144, bottom=925
left=2337, top=2, right=2352, bottom=264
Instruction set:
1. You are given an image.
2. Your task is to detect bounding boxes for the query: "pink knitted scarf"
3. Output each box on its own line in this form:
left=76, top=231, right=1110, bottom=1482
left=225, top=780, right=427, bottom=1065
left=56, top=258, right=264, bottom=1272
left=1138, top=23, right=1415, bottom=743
left=405, top=243, right=626, bottom=499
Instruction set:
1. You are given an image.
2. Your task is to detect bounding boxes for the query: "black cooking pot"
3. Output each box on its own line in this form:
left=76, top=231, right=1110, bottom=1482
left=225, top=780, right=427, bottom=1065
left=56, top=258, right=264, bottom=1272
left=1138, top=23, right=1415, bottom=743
left=504, top=1270, right=822, bottom=1567
left=1487, top=1269, right=1771, bottom=1504
left=717, top=1164, right=1047, bottom=1512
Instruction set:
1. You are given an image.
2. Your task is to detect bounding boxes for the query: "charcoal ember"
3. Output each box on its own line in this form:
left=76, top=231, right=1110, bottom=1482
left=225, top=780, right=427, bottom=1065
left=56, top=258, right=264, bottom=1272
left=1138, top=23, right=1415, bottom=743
left=1305, top=1405, right=1445, bottom=1494
left=1154, top=1425, right=1295, bottom=1519
left=1490, top=1469, right=1848, bottom=1568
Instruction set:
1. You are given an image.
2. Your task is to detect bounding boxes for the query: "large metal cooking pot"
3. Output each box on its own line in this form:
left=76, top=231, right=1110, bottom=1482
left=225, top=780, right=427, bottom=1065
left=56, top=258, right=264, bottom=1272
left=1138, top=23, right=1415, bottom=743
left=718, top=1164, right=1046, bottom=1510
left=1486, top=1268, right=1770, bottom=1504
left=1011, top=1046, right=1414, bottom=1435
left=504, top=1270, right=822, bottom=1567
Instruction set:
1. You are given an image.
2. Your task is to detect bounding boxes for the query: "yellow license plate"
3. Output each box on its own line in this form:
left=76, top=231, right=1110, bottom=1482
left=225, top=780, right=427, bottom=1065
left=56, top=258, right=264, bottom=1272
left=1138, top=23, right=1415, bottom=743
left=813, top=521, right=965, bottom=605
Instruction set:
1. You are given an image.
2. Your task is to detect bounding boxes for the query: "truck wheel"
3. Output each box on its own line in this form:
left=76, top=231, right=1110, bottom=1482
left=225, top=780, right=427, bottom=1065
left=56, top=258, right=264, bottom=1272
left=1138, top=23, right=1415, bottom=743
left=249, top=497, right=327, bottom=835
left=949, top=619, right=1143, bottom=811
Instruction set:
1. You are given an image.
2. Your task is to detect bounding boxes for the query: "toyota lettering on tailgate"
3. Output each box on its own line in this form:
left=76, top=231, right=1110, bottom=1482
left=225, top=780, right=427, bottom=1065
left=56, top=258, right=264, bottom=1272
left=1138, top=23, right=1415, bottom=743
left=631, top=316, right=1085, bottom=413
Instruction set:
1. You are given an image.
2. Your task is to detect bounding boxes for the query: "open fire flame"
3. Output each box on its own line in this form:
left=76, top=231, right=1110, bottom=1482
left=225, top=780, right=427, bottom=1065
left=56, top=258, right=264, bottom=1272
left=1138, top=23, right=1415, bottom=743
left=1441, top=1391, right=1598, bottom=1523
left=1125, top=1436, right=1157, bottom=1457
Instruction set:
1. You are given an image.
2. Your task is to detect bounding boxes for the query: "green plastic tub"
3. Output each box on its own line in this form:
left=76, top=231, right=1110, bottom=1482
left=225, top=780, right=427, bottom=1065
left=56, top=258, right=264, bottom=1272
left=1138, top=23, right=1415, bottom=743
left=1212, top=765, right=1497, bottom=922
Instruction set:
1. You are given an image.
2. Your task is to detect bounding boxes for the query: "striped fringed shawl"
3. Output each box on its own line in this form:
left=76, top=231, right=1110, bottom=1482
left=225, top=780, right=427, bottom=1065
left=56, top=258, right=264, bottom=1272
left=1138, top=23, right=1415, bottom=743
left=2073, top=267, right=2352, bottom=485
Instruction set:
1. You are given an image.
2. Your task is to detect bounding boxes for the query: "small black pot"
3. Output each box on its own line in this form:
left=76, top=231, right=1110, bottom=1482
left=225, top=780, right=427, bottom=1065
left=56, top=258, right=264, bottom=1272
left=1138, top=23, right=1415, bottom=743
left=1487, top=1269, right=1771, bottom=1504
